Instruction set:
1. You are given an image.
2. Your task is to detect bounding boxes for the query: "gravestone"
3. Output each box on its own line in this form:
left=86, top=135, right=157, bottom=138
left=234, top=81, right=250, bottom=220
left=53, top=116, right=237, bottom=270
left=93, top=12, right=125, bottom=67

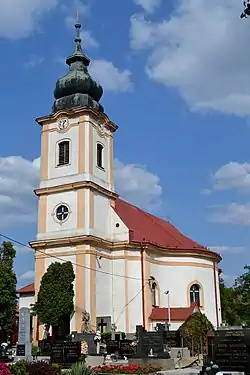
left=71, top=332, right=96, bottom=355
left=38, top=339, right=52, bottom=356
left=165, top=330, right=183, bottom=348
left=208, top=328, right=250, bottom=375
left=96, top=316, right=111, bottom=333
left=50, top=341, right=81, bottom=367
left=107, top=338, right=135, bottom=358
left=133, top=325, right=169, bottom=358
left=16, top=307, right=31, bottom=358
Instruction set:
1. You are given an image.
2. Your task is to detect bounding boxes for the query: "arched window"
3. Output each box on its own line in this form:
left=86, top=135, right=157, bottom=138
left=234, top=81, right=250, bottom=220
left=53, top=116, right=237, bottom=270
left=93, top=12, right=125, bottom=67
left=97, top=143, right=104, bottom=169
left=58, top=140, right=70, bottom=166
left=151, top=282, right=158, bottom=307
left=190, top=284, right=201, bottom=306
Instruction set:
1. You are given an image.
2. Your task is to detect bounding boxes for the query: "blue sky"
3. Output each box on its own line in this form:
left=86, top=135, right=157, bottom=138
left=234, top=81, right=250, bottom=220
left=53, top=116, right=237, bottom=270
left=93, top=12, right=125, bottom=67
left=0, top=0, right=250, bottom=288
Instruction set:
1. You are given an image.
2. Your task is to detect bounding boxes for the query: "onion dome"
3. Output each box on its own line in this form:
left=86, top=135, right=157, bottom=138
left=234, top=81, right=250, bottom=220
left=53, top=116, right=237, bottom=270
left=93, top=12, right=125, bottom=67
left=52, top=21, right=103, bottom=113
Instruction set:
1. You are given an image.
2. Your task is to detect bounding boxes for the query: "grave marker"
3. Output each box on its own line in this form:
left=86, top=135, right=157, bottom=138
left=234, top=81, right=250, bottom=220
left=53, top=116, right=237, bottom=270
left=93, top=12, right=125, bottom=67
left=17, top=307, right=31, bottom=358
left=208, top=328, right=250, bottom=375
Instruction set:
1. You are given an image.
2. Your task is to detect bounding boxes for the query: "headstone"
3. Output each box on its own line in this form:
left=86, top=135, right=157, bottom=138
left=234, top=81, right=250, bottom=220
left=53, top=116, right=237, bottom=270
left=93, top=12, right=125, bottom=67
left=208, top=328, right=250, bottom=375
left=50, top=341, right=81, bottom=367
left=71, top=332, right=96, bottom=355
left=17, top=307, right=31, bottom=358
left=106, top=338, right=135, bottom=358
left=96, top=316, right=111, bottom=333
left=165, top=331, right=183, bottom=348
left=38, top=339, right=52, bottom=356
left=134, top=325, right=169, bottom=358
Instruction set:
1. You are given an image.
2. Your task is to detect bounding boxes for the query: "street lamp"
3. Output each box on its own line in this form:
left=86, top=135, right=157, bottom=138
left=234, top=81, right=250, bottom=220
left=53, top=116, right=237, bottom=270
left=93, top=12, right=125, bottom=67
left=164, top=291, right=171, bottom=329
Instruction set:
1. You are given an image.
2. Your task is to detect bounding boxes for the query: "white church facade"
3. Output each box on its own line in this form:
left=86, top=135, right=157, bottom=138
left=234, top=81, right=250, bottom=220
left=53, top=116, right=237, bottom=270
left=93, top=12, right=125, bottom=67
left=18, top=20, right=222, bottom=341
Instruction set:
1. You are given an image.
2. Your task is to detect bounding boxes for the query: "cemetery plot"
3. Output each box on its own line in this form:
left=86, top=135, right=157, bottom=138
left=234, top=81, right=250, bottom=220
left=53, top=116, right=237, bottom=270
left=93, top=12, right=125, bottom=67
left=51, top=341, right=81, bottom=366
left=208, top=329, right=250, bottom=375
left=106, top=339, right=135, bottom=357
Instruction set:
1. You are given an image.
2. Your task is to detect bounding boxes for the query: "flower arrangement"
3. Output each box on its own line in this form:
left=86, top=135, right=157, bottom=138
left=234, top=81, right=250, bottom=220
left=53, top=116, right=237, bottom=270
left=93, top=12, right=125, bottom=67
left=92, top=364, right=161, bottom=374
left=0, top=363, right=11, bottom=375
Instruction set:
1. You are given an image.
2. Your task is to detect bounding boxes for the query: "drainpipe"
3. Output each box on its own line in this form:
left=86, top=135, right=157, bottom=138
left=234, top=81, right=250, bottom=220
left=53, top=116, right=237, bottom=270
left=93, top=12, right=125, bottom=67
left=213, top=261, right=219, bottom=328
left=140, top=242, right=146, bottom=329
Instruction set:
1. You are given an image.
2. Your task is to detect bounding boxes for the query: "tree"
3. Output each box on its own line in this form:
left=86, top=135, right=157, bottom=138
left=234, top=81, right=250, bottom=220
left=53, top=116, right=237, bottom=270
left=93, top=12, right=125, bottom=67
left=234, top=265, right=250, bottom=326
left=179, top=312, right=213, bottom=355
left=220, top=277, right=242, bottom=326
left=0, top=242, right=17, bottom=342
left=33, top=262, right=75, bottom=339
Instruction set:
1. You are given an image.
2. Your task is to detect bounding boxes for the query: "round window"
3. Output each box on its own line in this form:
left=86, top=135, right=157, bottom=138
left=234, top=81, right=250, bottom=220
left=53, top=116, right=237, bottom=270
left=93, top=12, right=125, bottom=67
left=55, top=204, right=69, bottom=222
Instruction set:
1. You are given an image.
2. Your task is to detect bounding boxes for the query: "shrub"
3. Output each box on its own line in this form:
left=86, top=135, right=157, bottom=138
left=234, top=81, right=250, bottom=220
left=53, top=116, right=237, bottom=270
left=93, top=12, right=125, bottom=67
left=31, top=344, right=38, bottom=357
left=51, top=364, right=61, bottom=375
left=69, top=362, right=95, bottom=375
left=28, top=361, right=58, bottom=375
left=8, top=361, right=28, bottom=375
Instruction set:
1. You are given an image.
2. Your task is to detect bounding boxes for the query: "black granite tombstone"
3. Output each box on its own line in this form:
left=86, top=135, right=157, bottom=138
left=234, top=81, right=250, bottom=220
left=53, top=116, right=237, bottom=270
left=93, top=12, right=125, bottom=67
left=134, top=325, right=169, bottom=358
left=208, top=328, right=250, bottom=375
left=71, top=332, right=96, bottom=355
left=16, top=344, right=26, bottom=357
left=106, top=339, right=135, bottom=358
left=50, top=341, right=81, bottom=367
left=165, top=331, right=183, bottom=348
left=38, top=339, right=52, bottom=356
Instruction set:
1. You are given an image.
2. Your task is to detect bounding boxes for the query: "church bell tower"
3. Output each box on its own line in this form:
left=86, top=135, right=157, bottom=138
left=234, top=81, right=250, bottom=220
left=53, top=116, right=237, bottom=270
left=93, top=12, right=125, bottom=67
left=31, top=20, right=118, bottom=340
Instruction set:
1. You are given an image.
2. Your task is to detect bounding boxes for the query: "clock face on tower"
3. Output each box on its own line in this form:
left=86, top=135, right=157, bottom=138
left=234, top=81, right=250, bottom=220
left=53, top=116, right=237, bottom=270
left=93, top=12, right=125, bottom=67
left=57, top=117, right=69, bottom=131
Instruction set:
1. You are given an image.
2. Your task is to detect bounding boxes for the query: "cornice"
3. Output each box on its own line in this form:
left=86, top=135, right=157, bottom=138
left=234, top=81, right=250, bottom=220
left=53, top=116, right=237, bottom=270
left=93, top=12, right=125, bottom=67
left=36, top=107, right=118, bottom=133
left=34, top=180, right=118, bottom=199
left=29, top=235, right=221, bottom=263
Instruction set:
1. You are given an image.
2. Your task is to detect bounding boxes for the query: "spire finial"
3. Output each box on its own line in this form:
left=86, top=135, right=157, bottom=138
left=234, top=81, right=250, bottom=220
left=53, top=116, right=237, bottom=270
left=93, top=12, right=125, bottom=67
left=74, top=8, right=82, bottom=45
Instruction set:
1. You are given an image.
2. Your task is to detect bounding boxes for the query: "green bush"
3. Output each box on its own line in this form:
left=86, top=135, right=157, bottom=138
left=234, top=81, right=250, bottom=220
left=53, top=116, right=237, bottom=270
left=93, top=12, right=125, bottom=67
left=31, top=344, right=38, bottom=357
left=51, top=364, right=61, bottom=375
left=8, top=360, right=29, bottom=375
left=68, top=362, right=95, bottom=375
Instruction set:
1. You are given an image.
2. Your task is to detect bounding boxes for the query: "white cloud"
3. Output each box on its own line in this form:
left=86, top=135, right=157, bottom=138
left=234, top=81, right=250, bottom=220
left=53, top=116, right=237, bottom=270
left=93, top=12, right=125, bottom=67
left=0, top=155, right=162, bottom=228
left=0, top=0, right=58, bottom=40
left=210, top=245, right=246, bottom=254
left=64, top=6, right=99, bottom=49
left=210, top=162, right=250, bottom=192
left=80, top=30, right=99, bottom=49
left=114, top=159, right=162, bottom=211
left=24, top=55, right=44, bottom=69
left=89, top=60, right=133, bottom=92
left=0, top=156, right=39, bottom=227
left=19, top=270, right=34, bottom=280
left=133, top=0, right=161, bottom=14
left=209, top=203, right=250, bottom=226
left=222, top=273, right=236, bottom=287
left=130, top=0, right=250, bottom=116
left=55, top=57, right=133, bottom=93
left=15, top=245, right=33, bottom=254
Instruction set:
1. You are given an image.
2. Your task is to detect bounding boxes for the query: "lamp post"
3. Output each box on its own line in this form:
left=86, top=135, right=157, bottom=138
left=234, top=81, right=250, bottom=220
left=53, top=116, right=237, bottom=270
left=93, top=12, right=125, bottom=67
left=164, top=291, right=171, bottom=330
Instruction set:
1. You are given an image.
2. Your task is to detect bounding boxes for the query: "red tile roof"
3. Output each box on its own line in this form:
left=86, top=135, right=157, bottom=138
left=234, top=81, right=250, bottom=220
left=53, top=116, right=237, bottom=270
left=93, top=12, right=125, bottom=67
left=17, top=283, right=35, bottom=294
left=149, top=302, right=199, bottom=321
left=114, top=199, right=220, bottom=258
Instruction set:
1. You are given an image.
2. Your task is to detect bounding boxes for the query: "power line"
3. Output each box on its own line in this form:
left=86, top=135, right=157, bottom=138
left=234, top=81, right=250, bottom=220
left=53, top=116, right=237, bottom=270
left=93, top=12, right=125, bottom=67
left=0, top=233, right=147, bottom=282
left=115, top=282, right=149, bottom=326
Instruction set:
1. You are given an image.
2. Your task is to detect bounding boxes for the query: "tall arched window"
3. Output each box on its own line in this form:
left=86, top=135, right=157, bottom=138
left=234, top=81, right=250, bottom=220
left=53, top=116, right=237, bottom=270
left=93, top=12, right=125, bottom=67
left=97, top=143, right=104, bottom=169
left=190, top=284, right=201, bottom=306
left=58, top=140, right=70, bottom=166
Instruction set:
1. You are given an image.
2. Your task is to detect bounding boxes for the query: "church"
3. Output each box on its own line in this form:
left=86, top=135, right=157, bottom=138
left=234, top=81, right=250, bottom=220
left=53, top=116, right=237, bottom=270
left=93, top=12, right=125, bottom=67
left=18, top=20, right=222, bottom=341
